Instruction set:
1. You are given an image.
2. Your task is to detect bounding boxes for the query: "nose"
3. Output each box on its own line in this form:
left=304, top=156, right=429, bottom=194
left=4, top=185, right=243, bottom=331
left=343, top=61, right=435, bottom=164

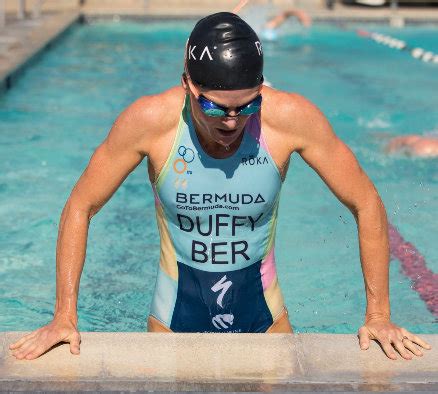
left=221, top=116, right=238, bottom=129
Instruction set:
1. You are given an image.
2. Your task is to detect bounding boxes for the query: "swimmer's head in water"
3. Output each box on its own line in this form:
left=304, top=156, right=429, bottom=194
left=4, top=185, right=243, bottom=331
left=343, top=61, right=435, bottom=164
left=185, top=12, right=264, bottom=90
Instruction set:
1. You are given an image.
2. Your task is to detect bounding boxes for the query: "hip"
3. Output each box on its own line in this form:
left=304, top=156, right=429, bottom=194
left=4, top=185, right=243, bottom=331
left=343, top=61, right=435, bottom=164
left=147, top=305, right=293, bottom=333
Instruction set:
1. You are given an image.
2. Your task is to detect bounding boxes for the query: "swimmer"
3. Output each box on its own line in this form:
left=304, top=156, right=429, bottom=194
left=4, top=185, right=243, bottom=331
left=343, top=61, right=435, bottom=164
left=386, top=134, right=438, bottom=158
left=262, top=8, right=312, bottom=41
left=10, top=12, right=431, bottom=361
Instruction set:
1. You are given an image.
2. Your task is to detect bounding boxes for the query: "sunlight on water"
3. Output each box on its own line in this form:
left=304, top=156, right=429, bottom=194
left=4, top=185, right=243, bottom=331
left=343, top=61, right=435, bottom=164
left=0, top=20, right=437, bottom=333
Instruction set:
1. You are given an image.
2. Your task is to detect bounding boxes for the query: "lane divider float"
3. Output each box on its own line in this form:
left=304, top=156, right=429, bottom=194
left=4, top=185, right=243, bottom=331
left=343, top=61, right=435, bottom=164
left=357, top=29, right=438, bottom=64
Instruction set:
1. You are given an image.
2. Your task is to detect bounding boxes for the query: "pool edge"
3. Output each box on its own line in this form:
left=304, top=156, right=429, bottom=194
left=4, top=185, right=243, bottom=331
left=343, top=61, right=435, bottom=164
left=1, top=332, right=437, bottom=392
left=0, top=12, right=82, bottom=94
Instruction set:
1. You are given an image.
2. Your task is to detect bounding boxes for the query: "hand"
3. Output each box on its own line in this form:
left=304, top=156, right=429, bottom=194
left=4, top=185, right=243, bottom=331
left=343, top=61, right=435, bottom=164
left=358, top=318, right=432, bottom=360
left=9, top=315, right=81, bottom=360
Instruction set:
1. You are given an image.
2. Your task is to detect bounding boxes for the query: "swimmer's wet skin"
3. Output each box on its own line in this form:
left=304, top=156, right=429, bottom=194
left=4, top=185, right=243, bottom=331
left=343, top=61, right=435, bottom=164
left=9, top=11, right=432, bottom=360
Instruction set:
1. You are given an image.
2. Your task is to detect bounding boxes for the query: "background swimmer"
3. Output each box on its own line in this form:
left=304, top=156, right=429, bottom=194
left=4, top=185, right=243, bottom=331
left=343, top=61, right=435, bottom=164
left=386, top=135, right=438, bottom=158
left=262, top=8, right=312, bottom=41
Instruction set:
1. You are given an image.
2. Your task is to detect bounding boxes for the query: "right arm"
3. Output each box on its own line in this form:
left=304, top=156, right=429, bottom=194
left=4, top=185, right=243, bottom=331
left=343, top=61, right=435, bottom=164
left=9, top=92, right=171, bottom=360
left=54, top=97, right=150, bottom=323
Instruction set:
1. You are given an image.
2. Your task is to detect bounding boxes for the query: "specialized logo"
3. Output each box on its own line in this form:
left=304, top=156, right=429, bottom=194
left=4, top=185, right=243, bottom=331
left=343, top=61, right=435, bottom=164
left=212, top=314, right=234, bottom=330
left=211, top=275, right=234, bottom=330
left=211, top=275, right=232, bottom=307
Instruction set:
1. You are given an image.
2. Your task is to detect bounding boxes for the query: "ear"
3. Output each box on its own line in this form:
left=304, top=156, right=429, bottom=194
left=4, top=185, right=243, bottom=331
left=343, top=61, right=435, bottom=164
left=181, top=72, right=189, bottom=91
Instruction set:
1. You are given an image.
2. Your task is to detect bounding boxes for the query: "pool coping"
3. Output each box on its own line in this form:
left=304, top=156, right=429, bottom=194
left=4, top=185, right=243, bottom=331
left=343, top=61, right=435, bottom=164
left=0, top=11, right=81, bottom=93
left=1, top=332, right=437, bottom=392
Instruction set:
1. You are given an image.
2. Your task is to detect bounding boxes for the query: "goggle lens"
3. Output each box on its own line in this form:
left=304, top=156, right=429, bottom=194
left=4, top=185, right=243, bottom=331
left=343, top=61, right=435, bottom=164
left=198, top=94, right=262, bottom=117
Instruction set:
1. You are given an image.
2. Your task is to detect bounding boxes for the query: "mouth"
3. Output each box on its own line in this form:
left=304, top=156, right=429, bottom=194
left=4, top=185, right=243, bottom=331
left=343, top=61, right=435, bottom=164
left=216, top=128, right=238, bottom=135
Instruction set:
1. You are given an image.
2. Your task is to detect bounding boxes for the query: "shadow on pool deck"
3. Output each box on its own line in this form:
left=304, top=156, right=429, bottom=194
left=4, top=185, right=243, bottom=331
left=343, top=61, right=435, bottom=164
left=1, top=332, right=437, bottom=392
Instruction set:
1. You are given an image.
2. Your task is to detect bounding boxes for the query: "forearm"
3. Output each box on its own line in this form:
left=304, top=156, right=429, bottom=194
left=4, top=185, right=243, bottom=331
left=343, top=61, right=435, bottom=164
left=53, top=197, right=91, bottom=323
left=355, top=194, right=391, bottom=322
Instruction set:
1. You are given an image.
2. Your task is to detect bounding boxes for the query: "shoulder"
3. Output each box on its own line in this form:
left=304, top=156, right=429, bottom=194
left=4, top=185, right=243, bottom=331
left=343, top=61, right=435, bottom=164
left=261, top=85, right=332, bottom=153
left=106, top=86, right=185, bottom=156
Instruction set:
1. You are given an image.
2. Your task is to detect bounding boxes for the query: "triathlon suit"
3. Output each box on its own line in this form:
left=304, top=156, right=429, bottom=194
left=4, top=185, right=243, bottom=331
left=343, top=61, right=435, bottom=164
left=149, top=94, right=288, bottom=333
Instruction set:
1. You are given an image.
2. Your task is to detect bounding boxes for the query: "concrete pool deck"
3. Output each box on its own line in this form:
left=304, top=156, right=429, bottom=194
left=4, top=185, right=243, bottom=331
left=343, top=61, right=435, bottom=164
left=1, top=332, right=437, bottom=392
left=0, top=10, right=80, bottom=91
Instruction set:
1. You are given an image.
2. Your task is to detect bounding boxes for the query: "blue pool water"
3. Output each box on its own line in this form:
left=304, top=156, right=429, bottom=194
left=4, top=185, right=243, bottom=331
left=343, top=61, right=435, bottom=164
left=0, top=20, right=437, bottom=333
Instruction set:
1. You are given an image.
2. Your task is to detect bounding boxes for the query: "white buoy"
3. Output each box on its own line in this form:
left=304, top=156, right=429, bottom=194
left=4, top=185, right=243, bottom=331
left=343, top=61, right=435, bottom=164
left=411, top=48, right=424, bottom=59
left=362, top=31, right=436, bottom=65
left=422, top=52, right=434, bottom=62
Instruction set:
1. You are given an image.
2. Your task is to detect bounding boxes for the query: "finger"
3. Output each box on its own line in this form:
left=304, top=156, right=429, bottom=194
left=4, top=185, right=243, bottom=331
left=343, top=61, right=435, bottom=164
left=12, top=338, right=38, bottom=359
left=378, top=337, right=398, bottom=360
left=402, top=339, right=423, bottom=357
left=69, top=332, right=81, bottom=355
left=408, top=335, right=431, bottom=350
left=357, top=326, right=370, bottom=350
left=400, top=329, right=432, bottom=350
left=392, top=339, right=413, bottom=360
left=21, top=343, right=41, bottom=360
left=19, top=335, right=60, bottom=360
left=9, top=331, right=38, bottom=350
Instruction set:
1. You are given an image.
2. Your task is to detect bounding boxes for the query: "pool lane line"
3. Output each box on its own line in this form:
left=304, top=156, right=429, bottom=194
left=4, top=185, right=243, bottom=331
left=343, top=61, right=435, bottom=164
left=356, top=28, right=438, bottom=65
left=389, top=223, right=438, bottom=318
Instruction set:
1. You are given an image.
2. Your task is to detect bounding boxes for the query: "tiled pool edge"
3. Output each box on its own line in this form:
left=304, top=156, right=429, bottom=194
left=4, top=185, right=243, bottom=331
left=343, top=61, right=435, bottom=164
left=1, top=332, right=437, bottom=392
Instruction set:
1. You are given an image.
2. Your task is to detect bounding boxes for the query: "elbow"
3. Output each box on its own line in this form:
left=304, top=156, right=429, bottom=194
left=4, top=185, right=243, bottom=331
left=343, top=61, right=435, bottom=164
left=354, top=190, right=388, bottom=224
left=64, top=195, right=96, bottom=223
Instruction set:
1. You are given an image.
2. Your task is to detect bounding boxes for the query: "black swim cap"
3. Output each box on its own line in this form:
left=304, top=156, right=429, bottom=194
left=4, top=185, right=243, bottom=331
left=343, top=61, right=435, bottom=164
left=186, top=12, right=263, bottom=90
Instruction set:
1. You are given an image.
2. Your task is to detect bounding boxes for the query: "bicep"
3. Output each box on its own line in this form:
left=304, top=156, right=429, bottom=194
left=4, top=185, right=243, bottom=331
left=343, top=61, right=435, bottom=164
left=70, top=139, right=144, bottom=218
left=297, top=109, right=377, bottom=214
left=68, top=101, right=148, bottom=218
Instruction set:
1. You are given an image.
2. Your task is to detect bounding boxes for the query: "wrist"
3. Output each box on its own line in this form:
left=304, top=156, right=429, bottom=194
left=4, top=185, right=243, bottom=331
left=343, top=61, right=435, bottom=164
left=365, top=311, right=390, bottom=323
left=54, top=310, right=78, bottom=325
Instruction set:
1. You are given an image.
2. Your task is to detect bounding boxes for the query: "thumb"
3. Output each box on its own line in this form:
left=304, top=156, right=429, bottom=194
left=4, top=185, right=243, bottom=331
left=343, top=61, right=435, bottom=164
left=69, top=332, right=81, bottom=355
left=358, top=326, right=370, bottom=350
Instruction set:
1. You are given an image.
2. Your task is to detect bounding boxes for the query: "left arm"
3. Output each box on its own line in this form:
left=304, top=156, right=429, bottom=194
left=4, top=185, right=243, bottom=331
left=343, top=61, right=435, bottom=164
left=298, top=107, right=391, bottom=323
left=285, top=94, right=431, bottom=360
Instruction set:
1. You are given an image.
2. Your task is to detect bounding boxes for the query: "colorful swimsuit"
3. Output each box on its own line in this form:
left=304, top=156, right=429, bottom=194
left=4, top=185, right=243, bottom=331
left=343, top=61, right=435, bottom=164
left=150, top=95, right=285, bottom=333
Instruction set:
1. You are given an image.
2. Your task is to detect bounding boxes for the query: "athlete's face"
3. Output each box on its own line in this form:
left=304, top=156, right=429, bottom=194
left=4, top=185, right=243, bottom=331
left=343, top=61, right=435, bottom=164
left=183, top=74, right=262, bottom=149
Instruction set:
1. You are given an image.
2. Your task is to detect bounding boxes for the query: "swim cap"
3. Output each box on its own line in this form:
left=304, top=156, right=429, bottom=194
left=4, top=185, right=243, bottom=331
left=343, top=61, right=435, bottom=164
left=186, top=12, right=263, bottom=90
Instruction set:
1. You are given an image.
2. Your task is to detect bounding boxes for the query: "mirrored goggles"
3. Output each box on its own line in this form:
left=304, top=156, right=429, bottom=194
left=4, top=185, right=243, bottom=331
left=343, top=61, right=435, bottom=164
left=197, top=94, right=262, bottom=117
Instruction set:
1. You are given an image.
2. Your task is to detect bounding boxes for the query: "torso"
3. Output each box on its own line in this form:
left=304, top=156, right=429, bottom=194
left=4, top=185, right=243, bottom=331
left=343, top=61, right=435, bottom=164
left=147, top=89, right=290, bottom=332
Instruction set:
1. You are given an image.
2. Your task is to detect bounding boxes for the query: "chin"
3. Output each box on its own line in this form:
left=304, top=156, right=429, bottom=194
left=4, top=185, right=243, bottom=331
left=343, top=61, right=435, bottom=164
left=215, top=133, right=240, bottom=146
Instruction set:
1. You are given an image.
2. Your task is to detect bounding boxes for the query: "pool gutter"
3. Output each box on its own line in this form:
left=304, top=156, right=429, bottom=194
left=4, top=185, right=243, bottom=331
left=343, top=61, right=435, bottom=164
left=1, top=332, right=437, bottom=392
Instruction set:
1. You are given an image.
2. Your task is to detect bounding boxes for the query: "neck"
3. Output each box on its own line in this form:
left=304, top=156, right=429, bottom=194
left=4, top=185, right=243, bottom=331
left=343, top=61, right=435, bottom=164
left=193, top=118, right=245, bottom=158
